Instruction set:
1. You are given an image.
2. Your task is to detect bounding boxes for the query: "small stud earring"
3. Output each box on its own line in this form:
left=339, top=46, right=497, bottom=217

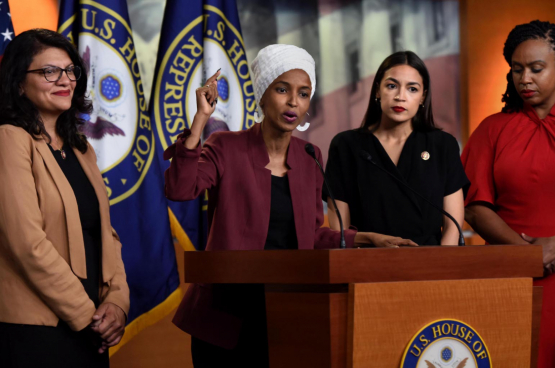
left=297, top=112, right=310, bottom=132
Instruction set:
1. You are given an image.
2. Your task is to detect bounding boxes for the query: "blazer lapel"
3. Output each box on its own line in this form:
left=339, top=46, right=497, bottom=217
left=370, top=133, right=422, bottom=215
left=248, top=124, right=271, bottom=248
left=73, top=146, right=116, bottom=282
left=285, top=140, right=309, bottom=249
left=35, top=140, right=87, bottom=279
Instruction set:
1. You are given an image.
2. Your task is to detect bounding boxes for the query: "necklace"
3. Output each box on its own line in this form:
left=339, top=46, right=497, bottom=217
left=50, top=137, right=67, bottom=160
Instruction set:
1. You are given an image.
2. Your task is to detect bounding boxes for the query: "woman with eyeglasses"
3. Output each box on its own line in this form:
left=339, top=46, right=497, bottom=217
left=0, top=29, right=129, bottom=368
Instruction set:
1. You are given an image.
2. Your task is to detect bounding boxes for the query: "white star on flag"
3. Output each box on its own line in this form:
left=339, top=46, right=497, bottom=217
left=1, top=28, right=13, bottom=42
left=0, top=2, right=3, bottom=11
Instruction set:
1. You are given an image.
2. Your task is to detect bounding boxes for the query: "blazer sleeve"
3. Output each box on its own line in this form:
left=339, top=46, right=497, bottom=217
left=100, top=228, right=130, bottom=317
left=312, top=147, right=357, bottom=249
left=164, top=129, right=225, bottom=201
left=0, top=128, right=96, bottom=331
left=84, top=144, right=129, bottom=316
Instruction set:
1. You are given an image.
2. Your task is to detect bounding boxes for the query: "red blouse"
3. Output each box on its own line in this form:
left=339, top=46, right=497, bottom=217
left=462, top=103, right=555, bottom=368
left=462, top=103, right=555, bottom=237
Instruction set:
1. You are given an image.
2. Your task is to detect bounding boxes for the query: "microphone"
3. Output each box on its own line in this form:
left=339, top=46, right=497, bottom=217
left=305, top=143, right=346, bottom=249
left=359, top=150, right=465, bottom=246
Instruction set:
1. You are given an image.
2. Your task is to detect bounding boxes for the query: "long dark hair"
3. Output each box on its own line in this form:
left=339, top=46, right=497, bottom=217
left=501, top=20, right=555, bottom=113
left=0, top=28, right=91, bottom=152
left=360, top=51, right=436, bottom=132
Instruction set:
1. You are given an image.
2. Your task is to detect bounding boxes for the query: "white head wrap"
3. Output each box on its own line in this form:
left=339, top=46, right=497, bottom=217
left=251, top=44, right=316, bottom=121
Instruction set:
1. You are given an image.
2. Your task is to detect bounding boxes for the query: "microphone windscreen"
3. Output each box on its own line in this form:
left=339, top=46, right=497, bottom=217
left=305, top=143, right=316, bottom=158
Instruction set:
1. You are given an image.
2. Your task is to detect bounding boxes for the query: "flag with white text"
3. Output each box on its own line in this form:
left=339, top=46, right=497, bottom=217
left=58, top=0, right=181, bottom=352
left=150, top=0, right=256, bottom=251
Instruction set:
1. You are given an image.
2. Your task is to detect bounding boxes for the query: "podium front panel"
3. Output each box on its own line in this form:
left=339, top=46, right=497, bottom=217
left=348, top=278, right=533, bottom=368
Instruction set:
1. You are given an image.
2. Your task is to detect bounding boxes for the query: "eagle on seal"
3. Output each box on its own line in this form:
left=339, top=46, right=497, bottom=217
left=79, top=46, right=125, bottom=140
left=425, top=357, right=468, bottom=368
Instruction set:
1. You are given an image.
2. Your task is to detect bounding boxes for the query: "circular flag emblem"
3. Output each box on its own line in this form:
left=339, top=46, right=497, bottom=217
left=400, top=319, right=492, bottom=368
left=59, top=1, right=155, bottom=205
left=153, top=5, right=257, bottom=151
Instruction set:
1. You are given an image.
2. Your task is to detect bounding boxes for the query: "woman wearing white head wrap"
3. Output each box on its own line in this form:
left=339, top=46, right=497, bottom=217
left=163, top=44, right=386, bottom=367
left=251, top=44, right=316, bottom=131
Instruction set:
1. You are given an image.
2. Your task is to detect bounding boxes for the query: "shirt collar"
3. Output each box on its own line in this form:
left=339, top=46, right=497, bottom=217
left=523, top=102, right=555, bottom=124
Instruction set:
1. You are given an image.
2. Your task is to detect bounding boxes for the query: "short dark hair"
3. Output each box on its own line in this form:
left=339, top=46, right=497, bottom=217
left=360, top=51, right=437, bottom=132
left=0, top=28, right=91, bottom=152
left=501, top=20, right=555, bottom=113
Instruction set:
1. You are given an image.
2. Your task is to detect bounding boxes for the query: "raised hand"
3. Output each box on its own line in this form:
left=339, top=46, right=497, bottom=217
left=196, top=69, right=221, bottom=118
left=184, top=69, right=221, bottom=149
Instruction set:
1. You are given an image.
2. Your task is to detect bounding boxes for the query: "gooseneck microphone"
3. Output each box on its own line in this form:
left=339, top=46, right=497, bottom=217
left=359, top=150, right=465, bottom=246
left=305, top=143, right=346, bottom=249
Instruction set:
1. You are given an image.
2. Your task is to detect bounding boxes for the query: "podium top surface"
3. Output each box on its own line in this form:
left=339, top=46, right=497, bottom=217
left=184, top=245, right=543, bottom=284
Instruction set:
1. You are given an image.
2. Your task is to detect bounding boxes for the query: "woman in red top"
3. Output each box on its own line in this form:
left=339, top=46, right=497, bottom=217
left=462, top=20, right=555, bottom=367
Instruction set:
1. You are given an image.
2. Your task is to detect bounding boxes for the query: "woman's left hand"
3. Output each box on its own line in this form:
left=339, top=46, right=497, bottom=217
left=355, top=232, right=418, bottom=248
left=521, top=233, right=555, bottom=274
left=90, top=302, right=126, bottom=354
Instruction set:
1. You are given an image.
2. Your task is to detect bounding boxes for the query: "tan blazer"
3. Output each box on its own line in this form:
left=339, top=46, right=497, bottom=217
left=0, top=125, right=129, bottom=331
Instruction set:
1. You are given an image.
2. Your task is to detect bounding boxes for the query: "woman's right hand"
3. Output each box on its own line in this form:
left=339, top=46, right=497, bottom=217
left=184, top=70, right=221, bottom=149
left=195, top=70, right=220, bottom=119
left=367, top=232, right=418, bottom=248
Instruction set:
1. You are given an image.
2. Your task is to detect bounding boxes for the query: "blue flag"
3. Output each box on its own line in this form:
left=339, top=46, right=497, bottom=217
left=151, top=0, right=256, bottom=251
left=0, top=0, right=14, bottom=62
left=58, top=0, right=181, bottom=352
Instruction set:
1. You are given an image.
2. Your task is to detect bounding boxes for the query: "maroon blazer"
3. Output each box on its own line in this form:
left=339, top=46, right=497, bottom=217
left=164, top=123, right=357, bottom=348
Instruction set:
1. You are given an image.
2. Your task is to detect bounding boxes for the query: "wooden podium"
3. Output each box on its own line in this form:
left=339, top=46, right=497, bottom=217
left=184, top=245, right=543, bottom=368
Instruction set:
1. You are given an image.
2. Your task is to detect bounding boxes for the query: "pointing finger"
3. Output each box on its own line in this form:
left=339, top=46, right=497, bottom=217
left=206, top=69, right=221, bottom=85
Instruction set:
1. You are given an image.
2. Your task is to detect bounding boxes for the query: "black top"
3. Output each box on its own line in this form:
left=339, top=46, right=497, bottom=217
left=324, top=129, right=469, bottom=245
left=48, top=144, right=102, bottom=307
left=264, top=175, right=298, bottom=250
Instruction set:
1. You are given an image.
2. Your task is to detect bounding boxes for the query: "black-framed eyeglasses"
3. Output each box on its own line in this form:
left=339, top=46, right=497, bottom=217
left=26, top=66, right=82, bottom=82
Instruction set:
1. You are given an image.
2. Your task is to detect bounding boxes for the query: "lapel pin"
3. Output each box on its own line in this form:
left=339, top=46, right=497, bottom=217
left=421, top=151, right=430, bottom=161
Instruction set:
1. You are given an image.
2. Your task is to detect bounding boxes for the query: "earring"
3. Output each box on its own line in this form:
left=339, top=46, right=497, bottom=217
left=375, top=97, right=380, bottom=103
left=254, top=110, right=263, bottom=123
left=296, top=112, right=310, bottom=131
